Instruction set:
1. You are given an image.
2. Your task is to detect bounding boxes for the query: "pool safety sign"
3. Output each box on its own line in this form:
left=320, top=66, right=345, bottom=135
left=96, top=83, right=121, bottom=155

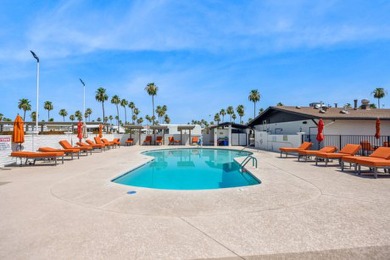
left=0, top=137, right=11, bottom=151
left=0, top=136, right=12, bottom=167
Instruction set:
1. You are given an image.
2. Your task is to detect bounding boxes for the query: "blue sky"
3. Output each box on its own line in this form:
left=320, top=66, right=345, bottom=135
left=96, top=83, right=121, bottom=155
left=1, top=0, right=390, bottom=124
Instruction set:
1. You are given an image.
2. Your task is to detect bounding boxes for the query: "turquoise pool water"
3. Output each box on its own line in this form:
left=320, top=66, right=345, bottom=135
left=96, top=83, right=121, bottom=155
left=112, top=148, right=260, bottom=190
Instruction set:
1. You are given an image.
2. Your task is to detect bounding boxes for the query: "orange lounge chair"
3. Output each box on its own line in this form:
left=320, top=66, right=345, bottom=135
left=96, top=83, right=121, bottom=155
left=279, top=142, right=312, bottom=158
left=356, top=158, right=390, bottom=178
left=155, top=136, right=163, bottom=145
left=86, top=139, right=105, bottom=150
left=112, top=138, right=121, bottom=147
left=59, top=140, right=92, bottom=155
left=38, top=147, right=80, bottom=160
left=125, top=138, right=134, bottom=146
left=11, top=151, right=64, bottom=166
left=297, top=146, right=338, bottom=162
left=101, top=138, right=117, bottom=148
left=143, top=135, right=152, bottom=145
left=77, top=141, right=103, bottom=152
left=94, top=136, right=113, bottom=149
left=341, top=147, right=390, bottom=177
left=192, top=136, right=199, bottom=145
left=315, top=144, right=361, bottom=166
left=168, top=136, right=180, bottom=145
left=360, top=141, right=375, bottom=155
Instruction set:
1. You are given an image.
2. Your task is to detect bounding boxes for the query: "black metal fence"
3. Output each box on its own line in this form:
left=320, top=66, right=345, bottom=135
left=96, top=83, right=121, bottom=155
left=302, top=134, right=390, bottom=155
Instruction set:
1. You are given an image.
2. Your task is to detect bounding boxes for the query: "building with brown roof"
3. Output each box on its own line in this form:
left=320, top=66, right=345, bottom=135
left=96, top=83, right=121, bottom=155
left=248, top=104, right=390, bottom=151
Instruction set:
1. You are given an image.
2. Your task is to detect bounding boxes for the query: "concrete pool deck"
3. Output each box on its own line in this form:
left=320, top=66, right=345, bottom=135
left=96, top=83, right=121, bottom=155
left=0, top=146, right=389, bottom=259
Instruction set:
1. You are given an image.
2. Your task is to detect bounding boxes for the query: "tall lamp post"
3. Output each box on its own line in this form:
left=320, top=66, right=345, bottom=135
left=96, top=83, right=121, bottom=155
left=30, top=50, right=39, bottom=151
left=79, top=78, right=86, bottom=121
left=80, top=78, right=87, bottom=139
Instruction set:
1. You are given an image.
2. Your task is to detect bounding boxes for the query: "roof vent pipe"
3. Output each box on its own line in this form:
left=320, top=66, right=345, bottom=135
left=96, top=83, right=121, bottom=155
left=334, top=103, right=338, bottom=108
left=353, top=99, right=358, bottom=110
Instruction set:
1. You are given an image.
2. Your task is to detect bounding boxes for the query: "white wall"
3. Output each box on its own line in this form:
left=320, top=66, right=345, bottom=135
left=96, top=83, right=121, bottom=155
left=256, top=119, right=390, bottom=136
left=255, top=131, right=304, bottom=152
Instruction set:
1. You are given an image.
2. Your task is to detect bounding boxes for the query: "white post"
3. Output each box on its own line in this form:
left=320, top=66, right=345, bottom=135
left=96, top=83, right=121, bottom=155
left=228, top=124, right=232, bottom=147
left=31, top=51, right=40, bottom=151
left=214, top=128, right=218, bottom=146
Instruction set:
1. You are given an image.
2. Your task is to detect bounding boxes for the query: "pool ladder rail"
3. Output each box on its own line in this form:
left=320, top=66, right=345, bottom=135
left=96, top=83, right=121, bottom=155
left=240, top=155, right=257, bottom=172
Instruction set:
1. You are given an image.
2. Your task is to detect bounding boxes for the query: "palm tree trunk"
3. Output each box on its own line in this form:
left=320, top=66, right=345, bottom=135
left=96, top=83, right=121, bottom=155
left=152, top=95, right=155, bottom=125
left=116, top=105, right=119, bottom=129
left=124, top=107, right=127, bottom=124
left=23, top=110, right=26, bottom=122
left=253, top=102, right=256, bottom=118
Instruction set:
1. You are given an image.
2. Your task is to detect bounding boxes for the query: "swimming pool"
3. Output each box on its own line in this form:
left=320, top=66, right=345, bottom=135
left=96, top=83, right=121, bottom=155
left=112, top=148, right=260, bottom=190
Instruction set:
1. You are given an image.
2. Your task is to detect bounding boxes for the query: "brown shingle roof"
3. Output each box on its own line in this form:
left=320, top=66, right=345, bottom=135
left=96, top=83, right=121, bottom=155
left=272, top=106, right=390, bottom=120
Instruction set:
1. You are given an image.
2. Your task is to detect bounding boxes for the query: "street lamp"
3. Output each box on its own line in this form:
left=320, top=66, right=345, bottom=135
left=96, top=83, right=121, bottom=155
left=79, top=78, right=87, bottom=138
left=30, top=50, right=39, bottom=151
left=79, top=78, right=86, bottom=121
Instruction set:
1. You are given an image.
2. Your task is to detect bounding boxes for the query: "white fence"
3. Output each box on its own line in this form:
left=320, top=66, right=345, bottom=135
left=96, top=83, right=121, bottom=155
left=255, top=131, right=304, bottom=152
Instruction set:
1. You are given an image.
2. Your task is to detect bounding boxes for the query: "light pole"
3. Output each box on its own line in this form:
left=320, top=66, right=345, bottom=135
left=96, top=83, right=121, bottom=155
left=30, top=50, right=39, bottom=151
left=79, top=78, right=86, bottom=121
left=80, top=78, right=87, bottom=138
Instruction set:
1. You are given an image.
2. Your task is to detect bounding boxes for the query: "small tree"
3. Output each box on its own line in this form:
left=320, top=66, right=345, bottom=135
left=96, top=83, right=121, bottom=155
left=44, top=101, right=53, bottom=121
left=59, top=109, right=68, bottom=122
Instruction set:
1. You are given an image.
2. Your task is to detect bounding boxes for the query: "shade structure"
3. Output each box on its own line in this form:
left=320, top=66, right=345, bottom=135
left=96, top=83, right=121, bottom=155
left=316, top=118, right=324, bottom=143
left=375, top=118, right=380, bottom=139
left=12, top=115, right=25, bottom=144
left=98, top=124, right=103, bottom=138
left=83, top=122, right=88, bottom=138
left=77, top=121, right=83, bottom=140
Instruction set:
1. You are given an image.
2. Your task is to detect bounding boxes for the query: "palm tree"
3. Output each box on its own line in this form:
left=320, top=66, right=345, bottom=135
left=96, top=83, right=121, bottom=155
left=156, top=105, right=167, bottom=124
left=145, top=83, right=158, bottom=125
left=75, top=110, right=82, bottom=121
left=0, top=113, right=3, bottom=122
left=226, top=106, right=234, bottom=122
left=132, top=107, right=139, bottom=124
left=85, top=108, right=92, bottom=121
left=164, top=115, right=171, bottom=124
left=276, top=102, right=284, bottom=106
left=128, top=101, right=135, bottom=123
left=43, top=101, right=53, bottom=121
left=96, top=117, right=101, bottom=122
left=232, top=113, right=237, bottom=122
left=111, top=95, right=121, bottom=129
left=120, top=99, right=128, bottom=124
left=145, top=115, right=152, bottom=125
left=108, top=115, right=113, bottom=125
left=95, top=87, right=108, bottom=123
left=137, top=117, right=143, bottom=125
left=69, top=114, right=75, bottom=122
left=59, top=109, right=68, bottom=122
left=219, top=109, right=226, bottom=122
left=18, top=98, right=31, bottom=121
left=214, top=113, right=220, bottom=125
left=236, top=105, right=245, bottom=124
left=156, top=105, right=162, bottom=123
left=248, top=89, right=261, bottom=118
left=372, top=87, right=387, bottom=108
left=30, top=111, right=36, bottom=122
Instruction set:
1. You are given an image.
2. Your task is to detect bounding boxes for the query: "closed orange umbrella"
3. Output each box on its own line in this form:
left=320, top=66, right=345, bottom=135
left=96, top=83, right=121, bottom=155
left=98, top=124, right=103, bottom=138
left=12, top=115, right=25, bottom=144
left=375, top=118, right=380, bottom=139
left=77, top=121, right=83, bottom=141
left=316, top=118, right=324, bottom=143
